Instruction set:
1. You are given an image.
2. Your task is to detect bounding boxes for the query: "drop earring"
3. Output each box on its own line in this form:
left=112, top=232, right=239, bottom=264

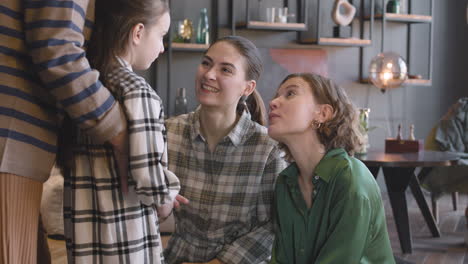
left=311, top=120, right=322, bottom=129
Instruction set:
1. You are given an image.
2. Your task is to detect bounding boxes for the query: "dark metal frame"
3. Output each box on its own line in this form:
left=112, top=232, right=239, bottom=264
left=299, top=0, right=374, bottom=47
left=230, top=0, right=308, bottom=33
left=359, top=0, right=434, bottom=85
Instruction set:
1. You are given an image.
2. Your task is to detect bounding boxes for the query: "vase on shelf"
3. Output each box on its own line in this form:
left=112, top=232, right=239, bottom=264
left=357, top=108, right=372, bottom=155
left=196, top=8, right=209, bottom=44
left=174, top=88, right=187, bottom=116
left=386, top=0, right=401, bottom=14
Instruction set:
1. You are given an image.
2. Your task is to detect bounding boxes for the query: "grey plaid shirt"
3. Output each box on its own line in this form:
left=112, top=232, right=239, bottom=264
left=163, top=109, right=287, bottom=264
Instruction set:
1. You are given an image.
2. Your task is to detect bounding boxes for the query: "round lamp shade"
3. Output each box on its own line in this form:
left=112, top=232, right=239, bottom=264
left=369, top=52, right=408, bottom=90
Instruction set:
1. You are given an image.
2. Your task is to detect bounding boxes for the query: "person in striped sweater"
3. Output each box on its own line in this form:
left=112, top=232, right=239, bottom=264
left=0, top=1, right=128, bottom=263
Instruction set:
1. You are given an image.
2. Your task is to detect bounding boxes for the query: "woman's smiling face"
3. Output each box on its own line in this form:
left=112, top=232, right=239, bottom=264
left=195, top=41, right=254, bottom=110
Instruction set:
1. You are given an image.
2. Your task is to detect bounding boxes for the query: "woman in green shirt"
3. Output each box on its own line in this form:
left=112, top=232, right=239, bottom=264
left=268, top=73, right=394, bottom=264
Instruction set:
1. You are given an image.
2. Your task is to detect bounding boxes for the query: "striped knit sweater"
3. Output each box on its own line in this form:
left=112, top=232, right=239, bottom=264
left=0, top=0, right=126, bottom=182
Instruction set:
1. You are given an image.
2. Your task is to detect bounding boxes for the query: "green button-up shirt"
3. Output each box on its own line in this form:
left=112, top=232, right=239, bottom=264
left=271, top=148, right=395, bottom=264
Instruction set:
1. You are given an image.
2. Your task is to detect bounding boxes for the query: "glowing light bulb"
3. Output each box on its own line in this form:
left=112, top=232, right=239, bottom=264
left=369, top=52, right=408, bottom=91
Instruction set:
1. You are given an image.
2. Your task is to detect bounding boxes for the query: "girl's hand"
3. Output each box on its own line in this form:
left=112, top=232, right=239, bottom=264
left=174, top=194, right=189, bottom=209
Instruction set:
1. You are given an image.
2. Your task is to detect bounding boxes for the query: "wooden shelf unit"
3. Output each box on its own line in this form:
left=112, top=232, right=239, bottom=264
left=359, top=78, right=432, bottom=86
left=230, top=0, right=308, bottom=35
left=404, top=78, right=431, bottom=86
left=300, top=37, right=371, bottom=47
left=170, top=43, right=209, bottom=52
left=235, top=21, right=307, bottom=31
left=365, top=13, right=432, bottom=24
left=298, top=0, right=374, bottom=47
left=359, top=0, right=434, bottom=87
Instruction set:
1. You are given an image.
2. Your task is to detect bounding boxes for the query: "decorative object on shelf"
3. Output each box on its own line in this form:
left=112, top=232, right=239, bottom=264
left=408, top=74, right=422, bottom=80
left=399, top=0, right=406, bottom=14
left=385, top=137, right=424, bottom=153
left=357, top=107, right=376, bottom=154
left=396, top=123, right=403, bottom=140
left=332, top=0, right=356, bottom=26
left=368, top=51, right=408, bottom=92
left=386, top=0, right=400, bottom=14
left=408, top=124, right=415, bottom=140
left=196, top=7, right=209, bottom=44
left=264, top=7, right=295, bottom=24
left=174, top=88, right=188, bottom=116
left=385, top=123, right=424, bottom=153
left=233, top=0, right=306, bottom=32
left=298, top=0, right=373, bottom=46
left=331, top=0, right=355, bottom=38
left=174, top=19, right=193, bottom=43
left=266, top=7, right=276, bottom=23
left=360, top=0, right=433, bottom=87
left=275, top=7, right=289, bottom=23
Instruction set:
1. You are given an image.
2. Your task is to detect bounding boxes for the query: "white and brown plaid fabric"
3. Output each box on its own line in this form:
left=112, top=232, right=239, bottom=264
left=63, top=60, right=179, bottom=264
left=163, top=109, right=287, bottom=264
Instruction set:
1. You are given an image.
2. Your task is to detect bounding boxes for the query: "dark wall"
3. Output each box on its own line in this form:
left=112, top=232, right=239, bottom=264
left=141, top=0, right=467, bottom=151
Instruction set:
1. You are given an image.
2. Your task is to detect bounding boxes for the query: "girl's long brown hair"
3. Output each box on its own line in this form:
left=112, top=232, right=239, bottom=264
left=87, top=0, right=169, bottom=79
left=278, top=73, right=364, bottom=159
left=57, top=0, right=169, bottom=172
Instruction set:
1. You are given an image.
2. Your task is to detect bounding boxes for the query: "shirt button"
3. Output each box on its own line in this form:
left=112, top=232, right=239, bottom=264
left=314, top=175, right=319, bottom=180
left=313, top=190, right=317, bottom=195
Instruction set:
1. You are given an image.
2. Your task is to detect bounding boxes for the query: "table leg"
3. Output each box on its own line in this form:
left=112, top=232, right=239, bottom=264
left=409, top=172, right=441, bottom=237
left=382, top=167, right=414, bottom=254
left=368, top=166, right=380, bottom=179
left=417, top=167, right=439, bottom=223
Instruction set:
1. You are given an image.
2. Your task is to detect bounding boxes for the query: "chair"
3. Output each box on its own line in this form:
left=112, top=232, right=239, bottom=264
left=424, top=126, right=458, bottom=222
left=422, top=98, right=468, bottom=222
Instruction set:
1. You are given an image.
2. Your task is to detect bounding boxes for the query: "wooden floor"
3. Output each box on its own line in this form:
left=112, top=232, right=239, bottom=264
left=389, top=192, right=468, bottom=264
left=47, top=193, right=468, bottom=264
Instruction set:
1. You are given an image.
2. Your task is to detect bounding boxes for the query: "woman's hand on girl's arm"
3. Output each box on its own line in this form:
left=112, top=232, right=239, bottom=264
left=156, top=194, right=189, bottom=221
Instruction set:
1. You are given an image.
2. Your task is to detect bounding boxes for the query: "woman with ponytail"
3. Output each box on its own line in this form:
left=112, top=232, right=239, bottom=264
left=164, top=36, right=286, bottom=264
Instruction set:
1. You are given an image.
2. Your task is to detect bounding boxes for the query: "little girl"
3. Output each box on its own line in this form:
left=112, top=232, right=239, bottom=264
left=61, top=0, right=179, bottom=263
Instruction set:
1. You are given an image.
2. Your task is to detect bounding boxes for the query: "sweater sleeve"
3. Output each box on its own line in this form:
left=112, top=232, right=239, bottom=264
left=23, top=0, right=125, bottom=143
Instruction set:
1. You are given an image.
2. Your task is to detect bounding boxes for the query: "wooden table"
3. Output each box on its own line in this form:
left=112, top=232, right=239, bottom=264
left=358, top=150, right=460, bottom=254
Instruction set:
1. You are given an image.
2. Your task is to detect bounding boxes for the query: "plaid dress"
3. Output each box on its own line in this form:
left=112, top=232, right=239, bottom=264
left=163, top=109, right=287, bottom=264
left=63, top=59, right=180, bottom=264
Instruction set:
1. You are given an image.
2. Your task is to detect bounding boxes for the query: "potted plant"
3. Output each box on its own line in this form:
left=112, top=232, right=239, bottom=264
left=357, top=108, right=377, bottom=154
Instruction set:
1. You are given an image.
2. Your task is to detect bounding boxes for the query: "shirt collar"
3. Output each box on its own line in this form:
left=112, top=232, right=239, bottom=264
left=315, top=148, right=347, bottom=182
left=189, top=107, right=252, bottom=147
left=116, top=57, right=133, bottom=71
left=279, top=148, right=348, bottom=184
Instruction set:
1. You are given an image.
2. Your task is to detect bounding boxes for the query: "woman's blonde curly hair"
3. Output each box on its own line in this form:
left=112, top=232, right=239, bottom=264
left=277, top=73, right=364, bottom=161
